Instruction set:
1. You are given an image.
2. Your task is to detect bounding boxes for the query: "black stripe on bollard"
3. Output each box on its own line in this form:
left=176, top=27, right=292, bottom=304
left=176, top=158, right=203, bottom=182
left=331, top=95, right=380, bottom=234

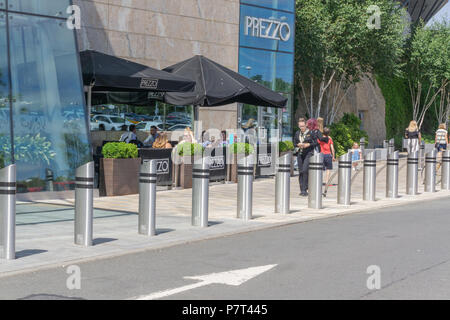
left=0, top=189, right=16, bottom=195
left=139, top=179, right=157, bottom=184
left=0, top=182, right=16, bottom=187
left=140, top=173, right=157, bottom=178
left=238, top=172, right=254, bottom=175
left=193, top=175, right=210, bottom=179
left=277, top=169, right=291, bottom=173
left=277, top=164, right=291, bottom=168
left=76, top=177, right=94, bottom=182
left=75, top=184, right=94, bottom=189
left=364, top=164, right=377, bottom=167
left=339, top=161, right=352, bottom=165
left=238, top=166, right=254, bottom=170
left=193, top=169, right=210, bottom=173
left=339, top=165, right=352, bottom=169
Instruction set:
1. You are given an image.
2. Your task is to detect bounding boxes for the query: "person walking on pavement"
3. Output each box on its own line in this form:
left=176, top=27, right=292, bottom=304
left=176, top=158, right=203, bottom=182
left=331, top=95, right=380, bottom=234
left=294, top=118, right=328, bottom=196
left=405, top=120, right=421, bottom=154
left=435, top=123, right=448, bottom=170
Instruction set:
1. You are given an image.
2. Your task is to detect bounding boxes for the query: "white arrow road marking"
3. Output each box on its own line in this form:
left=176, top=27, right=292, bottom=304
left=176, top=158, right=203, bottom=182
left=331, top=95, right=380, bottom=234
left=133, top=264, right=277, bottom=300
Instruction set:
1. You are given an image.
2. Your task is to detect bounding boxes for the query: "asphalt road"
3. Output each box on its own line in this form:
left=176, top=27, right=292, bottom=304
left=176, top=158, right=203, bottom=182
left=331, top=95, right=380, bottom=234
left=1, top=197, right=450, bottom=300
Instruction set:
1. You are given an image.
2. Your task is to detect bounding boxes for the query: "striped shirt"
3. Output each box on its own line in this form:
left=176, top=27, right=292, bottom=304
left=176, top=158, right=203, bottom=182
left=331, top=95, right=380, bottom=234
left=436, top=129, right=448, bottom=144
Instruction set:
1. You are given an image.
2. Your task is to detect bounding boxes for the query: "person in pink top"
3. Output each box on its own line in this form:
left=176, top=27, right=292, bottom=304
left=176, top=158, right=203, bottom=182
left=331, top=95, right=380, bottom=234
left=319, top=127, right=335, bottom=185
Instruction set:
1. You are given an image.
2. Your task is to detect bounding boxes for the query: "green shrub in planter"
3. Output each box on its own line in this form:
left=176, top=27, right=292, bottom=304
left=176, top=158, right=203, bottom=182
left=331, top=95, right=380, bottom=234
left=177, top=142, right=204, bottom=156
left=279, top=141, right=294, bottom=153
left=230, top=142, right=254, bottom=155
left=102, top=142, right=138, bottom=159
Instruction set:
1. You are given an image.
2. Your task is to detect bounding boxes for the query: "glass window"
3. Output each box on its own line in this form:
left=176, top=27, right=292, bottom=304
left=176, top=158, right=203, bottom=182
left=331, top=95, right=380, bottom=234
left=239, top=47, right=293, bottom=93
left=0, top=2, right=5, bottom=9
left=240, top=4, right=295, bottom=53
left=8, top=0, right=71, bottom=18
left=8, top=13, right=91, bottom=192
left=241, top=0, right=295, bottom=12
left=0, top=14, right=12, bottom=168
left=281, top=94, right=293, bottom=140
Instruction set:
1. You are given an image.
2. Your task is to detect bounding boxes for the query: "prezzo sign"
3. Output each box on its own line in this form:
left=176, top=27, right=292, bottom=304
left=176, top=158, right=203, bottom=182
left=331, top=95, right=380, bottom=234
left=258, top=154, right=272, bottom=167
left=140, top=78, right=159, bottom=89
left=156, top=159, right=170, bottom=174
left=210, top=156, right=225, bottom=170
left=244, top=16, right=291, bottom=42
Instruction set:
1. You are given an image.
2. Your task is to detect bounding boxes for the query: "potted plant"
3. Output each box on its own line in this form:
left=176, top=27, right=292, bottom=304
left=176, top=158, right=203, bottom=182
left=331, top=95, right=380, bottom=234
left=176, top=142, right=204, bottom=189
left=99, top=142, right=140, bottom=196
left=278, top=141, right=295, bottom=176
left=229, top=142, right=255, bottom=183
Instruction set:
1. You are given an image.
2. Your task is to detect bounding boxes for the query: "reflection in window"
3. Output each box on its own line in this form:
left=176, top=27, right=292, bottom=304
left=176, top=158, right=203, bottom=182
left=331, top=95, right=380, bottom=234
left=0, top=15, right=12, bottom=169
left=239, top=48, right=293, bottom=93
left=8, top=13, right=90, bottom=192
left=8, top=0, right=71, bottom=18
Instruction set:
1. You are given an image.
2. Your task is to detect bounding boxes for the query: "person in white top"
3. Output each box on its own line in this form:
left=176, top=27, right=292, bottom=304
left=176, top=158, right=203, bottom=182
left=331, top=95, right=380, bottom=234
left=119, top=125, right=137, bottom=143
left=435, top=123, right=448, bottom=170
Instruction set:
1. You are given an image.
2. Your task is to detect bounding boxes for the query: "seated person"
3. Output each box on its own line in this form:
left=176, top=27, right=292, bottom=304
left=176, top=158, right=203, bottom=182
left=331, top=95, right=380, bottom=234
left=152, top=132, right=172, bottom=149
left=144, top=126, right=159, bottom=147
left=119, top=125, right=138, bottom=143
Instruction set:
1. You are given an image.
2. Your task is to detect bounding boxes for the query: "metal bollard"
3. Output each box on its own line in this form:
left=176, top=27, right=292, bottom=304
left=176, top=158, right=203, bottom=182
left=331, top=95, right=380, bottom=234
left=45, top=168, right=54, bottom=192
left=0, top=165, right=16, bottom=260
left=237, top=155, right=254, bottom=220
left=363, top=152, right=377, bottom=201
left=383, top=140, right=388, bottom=149
left=424, top=150, right=437, bottom=193
left=139, top=160, right=157, bottom=236
left=388, top=139, right=395, bottom=156
left=360, top=138, right=366, bottom=157
left=275, top=152, right=292, bottom=214
left=386, top=151, right=399, bottom=198
left=406, top=151, right=419, bottom=195
left=74, top=162, right=94, bottom=246
left=192, top=157, right=210, bottom=227
left=337, top=152, right=352, bottom=205
left=442, top=150, right=450, bottom=191
left=308, top=153, right=323, bottom=209
left=419, top=141, right=425, bottom=167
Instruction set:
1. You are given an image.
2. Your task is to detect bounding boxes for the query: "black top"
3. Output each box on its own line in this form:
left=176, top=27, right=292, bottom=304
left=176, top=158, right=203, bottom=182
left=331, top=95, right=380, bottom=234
left=405, top=129, right=420, bottom=139
left=294, top=129, right=329, bottom=155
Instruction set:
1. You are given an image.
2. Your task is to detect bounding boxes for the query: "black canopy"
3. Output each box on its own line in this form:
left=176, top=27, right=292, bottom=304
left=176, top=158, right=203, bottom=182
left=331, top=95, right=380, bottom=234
left=163, top=55, right=288, bottom=108
left=80, top=50, right=196, bottom=93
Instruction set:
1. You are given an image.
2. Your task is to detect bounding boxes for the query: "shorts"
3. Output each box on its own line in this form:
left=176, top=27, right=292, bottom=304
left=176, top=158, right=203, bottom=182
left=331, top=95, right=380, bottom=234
left=437, top=144, right=447, bottom=152
left=323, top=154, right=333, bottom=170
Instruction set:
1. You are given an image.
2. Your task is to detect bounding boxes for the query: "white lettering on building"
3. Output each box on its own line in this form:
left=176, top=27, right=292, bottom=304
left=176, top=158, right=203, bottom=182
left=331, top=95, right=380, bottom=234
left=245, top=16, right=291, bottom=42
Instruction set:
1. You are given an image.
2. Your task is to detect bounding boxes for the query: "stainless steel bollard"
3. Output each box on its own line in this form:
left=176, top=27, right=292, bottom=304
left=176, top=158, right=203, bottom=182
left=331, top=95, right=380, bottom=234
left=360, top=138, right=366, bottom=156
left=308, top=153, right=323, bottom=209
left=406, top=151, right=419, bottom=195
left=386, top=151, right=399, bottom=198
left=337, top=152, right=352, bottom=205
left=419, top=141, right=425, bottom=167
left=74, top=162, right=94, bottom=246
left=192, top=157, right=210, bottom=227
left=425, top=150, right=437, bottom=193
left=237, top=155, right=254, bottom=220
left=442, top=150, right=450, bottom=191
left=0, top=165, right=16, bottom=260
left=363, top=152, right=377, bottom=201
left=45, top=168, right=54, bottom=192
left=388, top=139, right=395, bottom=156
left=139, top=160, right=157, bottom=236
left=275, top=152, right=292, bottom=214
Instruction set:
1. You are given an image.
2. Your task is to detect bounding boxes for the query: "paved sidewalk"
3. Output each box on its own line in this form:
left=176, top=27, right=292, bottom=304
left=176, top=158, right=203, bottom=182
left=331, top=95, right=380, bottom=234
left=1, top=159, right=449, bottom=277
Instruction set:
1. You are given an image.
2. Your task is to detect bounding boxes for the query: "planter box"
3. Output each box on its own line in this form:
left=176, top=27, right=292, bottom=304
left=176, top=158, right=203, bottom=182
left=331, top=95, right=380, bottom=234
left=179, top=156, right=194, bottom=189
left=99, top=158, right=141, bottom=196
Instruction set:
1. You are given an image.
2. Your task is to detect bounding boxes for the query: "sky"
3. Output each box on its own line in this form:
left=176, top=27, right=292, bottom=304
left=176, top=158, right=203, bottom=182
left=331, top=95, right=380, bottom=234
left=427, top=1, right=450, bottom=25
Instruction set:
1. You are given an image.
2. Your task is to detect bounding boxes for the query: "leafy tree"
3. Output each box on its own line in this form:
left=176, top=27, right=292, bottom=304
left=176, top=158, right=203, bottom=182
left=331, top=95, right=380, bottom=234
left=295, top=0, right=406, bottom=123
left=405, top=19, right=450, bottom=129
left=329, top=113, right=368, bottom=156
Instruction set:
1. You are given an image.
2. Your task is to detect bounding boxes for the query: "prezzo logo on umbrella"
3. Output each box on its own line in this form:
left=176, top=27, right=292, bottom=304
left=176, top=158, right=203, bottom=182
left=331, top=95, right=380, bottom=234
left=140, top=78, right=159, bottom=89
left=244, top=16, right=291, bottom=42
left=156, top=159, right=170, bottom=174
left=210, top=156, right=225, bottom=170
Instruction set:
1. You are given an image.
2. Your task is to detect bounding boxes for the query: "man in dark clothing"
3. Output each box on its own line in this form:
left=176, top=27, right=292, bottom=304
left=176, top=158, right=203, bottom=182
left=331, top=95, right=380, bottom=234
left=293, top=118, right=328, bottom=196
